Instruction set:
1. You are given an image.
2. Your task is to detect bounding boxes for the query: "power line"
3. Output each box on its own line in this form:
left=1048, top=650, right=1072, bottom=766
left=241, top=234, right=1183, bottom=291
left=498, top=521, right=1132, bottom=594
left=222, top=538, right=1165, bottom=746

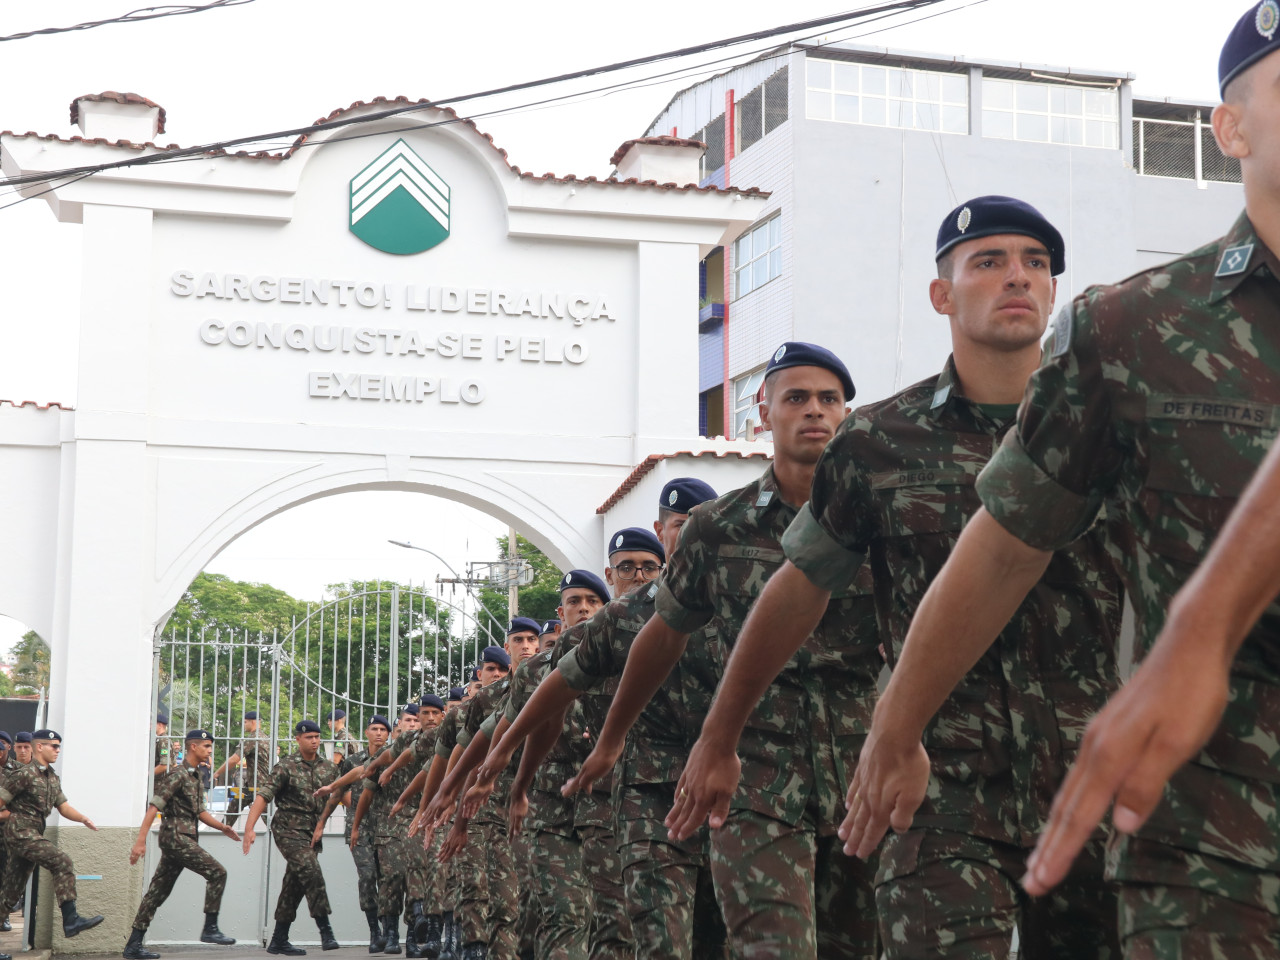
left=0, top=0, right=256, bottom=43
left=0, top=0, right=949, bottom=193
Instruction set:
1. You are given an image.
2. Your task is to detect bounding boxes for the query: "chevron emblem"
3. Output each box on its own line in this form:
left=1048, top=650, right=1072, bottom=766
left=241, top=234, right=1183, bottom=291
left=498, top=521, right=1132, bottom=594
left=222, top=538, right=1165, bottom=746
left=349, top=139, right=450, bottom=255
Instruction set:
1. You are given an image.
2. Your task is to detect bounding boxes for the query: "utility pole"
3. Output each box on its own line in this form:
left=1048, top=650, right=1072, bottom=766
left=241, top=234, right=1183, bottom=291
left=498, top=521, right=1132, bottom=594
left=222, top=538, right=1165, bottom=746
left=508, top=525, right=519, bottom=617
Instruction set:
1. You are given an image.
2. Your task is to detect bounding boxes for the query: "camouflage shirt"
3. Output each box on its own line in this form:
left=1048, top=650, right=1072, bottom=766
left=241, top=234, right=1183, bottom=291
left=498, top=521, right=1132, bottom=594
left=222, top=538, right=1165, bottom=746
left=237, top=733, right=271, bottom=790
left=549, top=623, right=619, bottom=830
left=151, top=762, right=206, bottom=843
left=339, top=748, right=372, bottom=841
left=257, top=752, right=338, bottom=836
left=657, top=465, right=879, bottom=833
left=455, top=679, right=512, bottom=825
left=785, top=356, right=1122, bottom=849
left=433, top=707, right=464, bottom=763
left=0, top=762, right=67, bottom=840
left=361, top=733, right=416, bottom=840
left=978, top=212, right=1280, bottom=881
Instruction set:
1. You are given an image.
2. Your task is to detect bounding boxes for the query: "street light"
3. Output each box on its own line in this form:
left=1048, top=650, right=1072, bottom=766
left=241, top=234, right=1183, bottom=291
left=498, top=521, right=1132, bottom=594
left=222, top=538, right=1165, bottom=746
left=387, top=539, right=462, bottom=578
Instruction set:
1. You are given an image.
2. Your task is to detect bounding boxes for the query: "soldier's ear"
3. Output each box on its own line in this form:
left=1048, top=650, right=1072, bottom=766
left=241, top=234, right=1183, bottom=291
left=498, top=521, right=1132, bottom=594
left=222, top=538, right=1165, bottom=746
left=929, top=277, right=955, bottom=317
left=1213, top=102, right=1248, bottom=160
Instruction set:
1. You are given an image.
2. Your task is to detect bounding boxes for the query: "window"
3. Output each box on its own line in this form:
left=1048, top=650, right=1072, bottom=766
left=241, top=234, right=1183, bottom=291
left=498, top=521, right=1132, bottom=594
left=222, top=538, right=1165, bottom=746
left=982, top=78, right=1119, bottom=149
left=732, top=369, right=768, bottom=439
left=805, top=58, right=968, bottom=134
left=733, top=215, right=782, bottom=299
left=693, top=115, right=726, bottom=181
left=739, top=67, right=790, bottom=152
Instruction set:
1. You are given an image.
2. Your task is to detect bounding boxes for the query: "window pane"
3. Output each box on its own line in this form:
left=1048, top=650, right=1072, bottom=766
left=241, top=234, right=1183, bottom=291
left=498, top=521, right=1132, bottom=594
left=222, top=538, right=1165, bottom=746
left=735, top=234, right=749, bottom=261
left=769, top=216, right=781, bottom=248
left=1050, top=87, right=1068, bottom=114
left=807, top=90, right=831, bottom=120
left=888, top=100, right=909, bottom=128
left=753, top=223, right=769, bottom=252
left=1017, top=112, right=1049, bottom=141
left=896, top=70, right=914, bottom=97
left=835, top=94, right=860, bottom=123
left=1065, top=117, right=1083, bottom=145
left=862, top=97, right=887, bottom=125
left=863, top=67, right=886, bottom=96
left=807, top=59, right=832, bottom=90
left=753, top=257, right=768, bottom=290
left=943, top=105, right=968, bottom=134
left=1063, top=88, right=1083, bottom=114
left=736, top=267, right=751, bottom=298
left=915, top=102, right=940, bottom=131
left=983, top=109, right=1015, bottom=139
left=1087, top=119, right=1117, bottom=148
left=769, top=248, right=781, bottom=279
left=983, top=79, right=1013, bottom=110
left=918, top=74, right=941, bottom=101
left=1050, top=116, right=1069, bottom=144
left=941, top=75, right=968, bottom=104
left=1085, top=89, right=1116, bottom=118
left=1016, top=82, right=1048, bottom=112
left=834, top=62, right=859, bottom=93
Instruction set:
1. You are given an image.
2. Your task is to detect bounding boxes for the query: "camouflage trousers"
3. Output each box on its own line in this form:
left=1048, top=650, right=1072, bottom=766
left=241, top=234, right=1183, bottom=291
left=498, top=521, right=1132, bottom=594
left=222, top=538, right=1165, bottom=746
left=459, top=818, right=517, bottom=957
left=512, top=831, right=536, bottom=957
left=273, top=829, right=331, bottom=922
left=1114, top=835, right=1280, bottom=959
left=876, top=828, right=1117, bottom=959
left=578, top=824, right=633, bottom=960
left=402, top=831, right=432, bottom=922
left=530, top=828, right=589, bottom=960
left=133, top=835, right=227, bottom=929
left=621, top=833, right=727, bottom=960
left=423, top=831, right=447, bottom=915
left=374, top=836, right=408, bottom=918
left=709, top=809, right=878, bottom=960
left=349, top=836, right=378, bottom=914
left=0, top=833, right=76, bottom=909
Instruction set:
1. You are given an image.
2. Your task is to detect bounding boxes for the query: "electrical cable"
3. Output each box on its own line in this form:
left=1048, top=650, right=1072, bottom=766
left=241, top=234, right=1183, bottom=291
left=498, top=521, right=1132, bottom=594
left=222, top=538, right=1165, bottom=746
left=0, top=0, right=256, bottom=43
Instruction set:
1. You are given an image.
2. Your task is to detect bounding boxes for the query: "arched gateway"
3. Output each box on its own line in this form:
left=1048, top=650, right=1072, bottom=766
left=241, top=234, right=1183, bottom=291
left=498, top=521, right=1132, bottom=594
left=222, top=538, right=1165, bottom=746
left=0, top=93, right=770, bottom=951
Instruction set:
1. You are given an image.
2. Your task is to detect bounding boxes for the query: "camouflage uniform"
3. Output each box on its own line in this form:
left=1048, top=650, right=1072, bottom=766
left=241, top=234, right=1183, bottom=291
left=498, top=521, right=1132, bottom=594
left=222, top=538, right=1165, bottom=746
left=0, top=761, right=77, bottom=908
left=364, top=732, right=418, bottom=919
left=341, top=748, right=378, bottom=914
left=133, top=764, right=227, bottom=929
left=503, top=651, right=590, bottom=960
left=656, top=465, right=882, bottom=960
left=257, top=752, right=339, bottom=922
left=977, top=213, right=1280, bottom=955
left=402, top=727, right=438, bottom=919
left=433, top=708, right=467, bottom=923
left=784, top=355, right=1124, bottom=958
left=558, top=582, right=727, bottom=960
left=224, top=732, right=270, bottom=828
left=327, top=729, right=362, bottom=765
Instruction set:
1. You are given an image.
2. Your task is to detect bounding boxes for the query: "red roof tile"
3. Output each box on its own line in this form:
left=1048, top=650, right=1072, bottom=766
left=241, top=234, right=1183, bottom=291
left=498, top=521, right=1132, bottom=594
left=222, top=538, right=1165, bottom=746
left=70, top=92, right=167, bottom=133
left=596, top=449, right=771, bottom=514
left=0, top=399, right=72, bottom=411
left=610, top=136, right=706, bottom=167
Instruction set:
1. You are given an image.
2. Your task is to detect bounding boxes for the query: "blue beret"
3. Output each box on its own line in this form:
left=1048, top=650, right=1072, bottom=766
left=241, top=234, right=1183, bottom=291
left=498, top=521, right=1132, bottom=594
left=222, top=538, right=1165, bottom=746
left=448, top=686, right=466, bottom=701
left=419, top=694, right=445, bottom=711
left=0, top=732, right=12, bottom=746
left=1222, top=2, right=1280, bottom=94
left=185, top=730, right=213, bottom=742
left=558, top=569, right=610, bottom=605
left=15, top=732, right=31, bottom=744
left=540, top=619, right=561, bottom=636
left=660, top=477, right=717, bottom=514
left=935, top=195, right=1065, bottom=277
left=765, top=342, right=856, bottom=401
left=32, top=729, right=61, bottom=742
left=244, top=711, right=259, bottom=721
left=325, top=709, right=346, bottom=721
left=156, top=712, right=169, bottom=725
left=482, top=645, right=512, bottom=668
left=608, top=526, right=665, bottom=563
left=507, top=617, right=541, bottom=636
left=294, top=720, right=321, bottom=735
left=402, top=703, right=420, bottom=716
left=368, top=714, right=391, bottom=730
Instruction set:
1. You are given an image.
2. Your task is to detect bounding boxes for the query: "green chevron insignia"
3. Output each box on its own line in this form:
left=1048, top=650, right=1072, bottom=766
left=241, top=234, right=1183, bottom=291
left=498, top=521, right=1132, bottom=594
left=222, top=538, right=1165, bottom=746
left=349, top=139, right=450, bottom=255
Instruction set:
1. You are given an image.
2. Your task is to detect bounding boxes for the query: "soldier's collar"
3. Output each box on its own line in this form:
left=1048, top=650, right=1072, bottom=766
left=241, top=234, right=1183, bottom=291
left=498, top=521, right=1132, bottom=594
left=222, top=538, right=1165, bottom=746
left=927, top=356, right=963, bottom=421
left=1209, top=211, right=1280, bottom=304
left=754, top=465, right=783, bottom=510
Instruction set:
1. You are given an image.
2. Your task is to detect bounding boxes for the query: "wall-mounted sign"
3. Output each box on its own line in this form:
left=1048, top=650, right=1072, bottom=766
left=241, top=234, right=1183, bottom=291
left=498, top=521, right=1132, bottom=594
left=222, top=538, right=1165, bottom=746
left=349, top=139, right=450, bottom=255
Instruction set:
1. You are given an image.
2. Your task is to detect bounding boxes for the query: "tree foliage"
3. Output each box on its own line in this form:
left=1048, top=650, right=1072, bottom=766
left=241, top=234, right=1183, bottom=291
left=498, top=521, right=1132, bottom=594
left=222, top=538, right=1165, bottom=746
left=10, top=631, right=47, bottom=696
left=476, top=534, right=564, bottom=631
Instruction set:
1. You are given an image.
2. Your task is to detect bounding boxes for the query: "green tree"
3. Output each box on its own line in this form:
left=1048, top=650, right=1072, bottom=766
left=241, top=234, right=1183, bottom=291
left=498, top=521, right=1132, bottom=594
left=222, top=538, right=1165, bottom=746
left=10, top=631, right=48, bottom=695
left=165, top=571, right=311, bottom=640
left=476, top=534, right=564, bottom=631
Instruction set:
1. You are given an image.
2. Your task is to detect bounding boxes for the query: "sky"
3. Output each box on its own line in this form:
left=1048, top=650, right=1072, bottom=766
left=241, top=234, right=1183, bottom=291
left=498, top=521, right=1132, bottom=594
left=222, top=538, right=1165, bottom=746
left=0, top=0, right=1249, bottom=647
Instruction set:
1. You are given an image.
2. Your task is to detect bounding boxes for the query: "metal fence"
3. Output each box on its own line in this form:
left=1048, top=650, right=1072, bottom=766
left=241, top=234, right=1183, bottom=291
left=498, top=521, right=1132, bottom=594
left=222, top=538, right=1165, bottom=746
left=1132, top=116, right=1242, bottom=184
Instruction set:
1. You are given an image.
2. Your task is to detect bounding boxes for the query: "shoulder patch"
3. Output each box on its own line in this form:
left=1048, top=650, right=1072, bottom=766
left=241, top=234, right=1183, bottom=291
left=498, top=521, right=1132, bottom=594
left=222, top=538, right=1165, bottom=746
left=1050, top=306, right=1074, bottom=359
left=1216, top=243, right=1255, bottom=278
left=755, top=490, right=773, bottom=507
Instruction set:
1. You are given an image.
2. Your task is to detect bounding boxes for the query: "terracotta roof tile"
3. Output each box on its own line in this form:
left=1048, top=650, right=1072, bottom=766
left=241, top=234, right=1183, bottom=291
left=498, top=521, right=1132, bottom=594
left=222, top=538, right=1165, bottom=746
left=596, top=449, right=771, bottom=514
left=610, top=136, right=706, bottom=167
left=0, top=399, right=72, bottom=411
left=70, top=92, right=167, bottom=133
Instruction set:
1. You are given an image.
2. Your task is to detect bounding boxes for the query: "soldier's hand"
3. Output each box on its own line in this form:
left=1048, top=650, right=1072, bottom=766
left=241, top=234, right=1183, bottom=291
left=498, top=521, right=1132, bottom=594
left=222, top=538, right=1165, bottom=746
left=242, top=830, right=255, bottom=856
left=223, top=826, right=241, bottom=843
left=665, top=735, right=740, bottom=840
left=407, top=811, right=423, bottom=838
left=390, top=798, right=405, bottom=819
left=438, top=820, right=466, bottom=862
left=312, top=784, right=332, bottom=799
left=839, top=727, right=930, bottom=859
left=310, top=824, right=324, bottom=848
left=562, top=739, right=622, bottom=798
left=128, top=840, right=146, bottom=865
left=461, top=778, right=494, bottom=820
left=348, top=825, right=359, bottom=850
left=378, top=768, right=394, bottom=788
left=83, top=818, right=98, bottom=832
left=506, top=791, right=528, bottom=841
left=1023, top=624, right=1230, bottom=897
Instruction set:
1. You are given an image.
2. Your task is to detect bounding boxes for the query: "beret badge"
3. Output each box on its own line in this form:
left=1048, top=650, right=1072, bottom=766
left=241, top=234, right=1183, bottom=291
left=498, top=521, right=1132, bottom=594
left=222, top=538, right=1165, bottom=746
left=957, top=206, right=972, bottom=233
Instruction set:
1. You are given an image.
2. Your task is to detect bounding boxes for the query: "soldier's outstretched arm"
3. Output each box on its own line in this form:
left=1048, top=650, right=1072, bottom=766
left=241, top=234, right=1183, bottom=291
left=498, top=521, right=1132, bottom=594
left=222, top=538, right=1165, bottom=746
left=56, top=802, right=97, bottom=832
left=378, top=745, right=416, bottom=786
left=476, top=671, right=581, bottom=790
left=213, top=752, right=240, bottom=780
left=240, top=795, right=269, bottom=854
left=392, top=768, right=427, bottom=818
left=842, top=508, right=1050, bottom=859
left=668, top=561, right=830, bottom=840
left=129, top=805, right=161, bottom=865
left=436, top=730, right=491, bottom=805
left=563, top=615, right=688, bottom=796
left=1025, top=438, right=1280, bottom=896
left=349, top=787, right=375, bottom=850
left=199, top=810, right=239, bottom=841
left=316, top=762, right=365, bottom=798
left=411, top=756, right=449, bottom=837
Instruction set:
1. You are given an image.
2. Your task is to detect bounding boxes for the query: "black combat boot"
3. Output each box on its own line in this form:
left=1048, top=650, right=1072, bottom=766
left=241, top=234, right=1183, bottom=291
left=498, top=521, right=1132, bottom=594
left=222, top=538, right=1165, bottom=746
left=266, top=921, right=306, bottom=956
left=366, top=909, right=386, bottom=954
left=460, top=943, right=487, bottom=960
left=404, top=921, right=421, bottom=959
left=381, top=916, right=401, bottom=955
left=200, top=912, right=235, bottom=945
left=122, top=928, right=159, bottom=960
left=316, top=916, right=339, bottom=952
left=418, top=915, right=443, bottom=960
left=60, top=900, right=104, bottom=938
left=2, top=916, right=11, bottom=932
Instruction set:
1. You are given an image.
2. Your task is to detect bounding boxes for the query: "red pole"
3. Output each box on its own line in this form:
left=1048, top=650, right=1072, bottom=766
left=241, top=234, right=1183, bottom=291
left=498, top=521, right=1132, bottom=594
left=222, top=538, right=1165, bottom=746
left=721, top=89, right=735, bottom=437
